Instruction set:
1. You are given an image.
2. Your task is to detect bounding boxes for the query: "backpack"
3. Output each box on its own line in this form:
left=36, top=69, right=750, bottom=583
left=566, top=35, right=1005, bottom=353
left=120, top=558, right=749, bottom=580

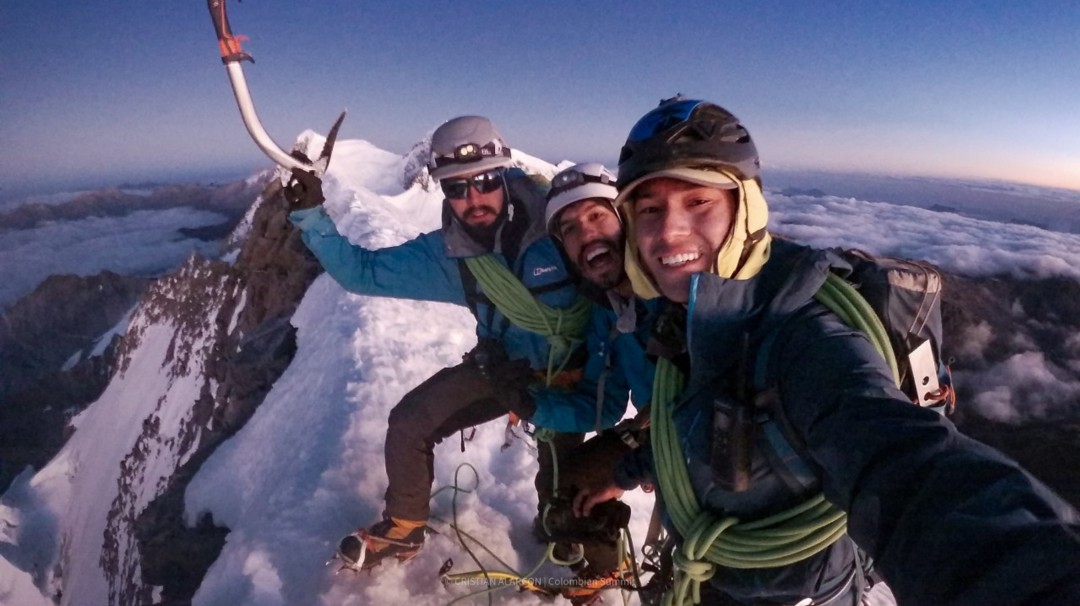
left=730, top=248, right=955, bottom=492
left=815, top=248, right=953, bottom=412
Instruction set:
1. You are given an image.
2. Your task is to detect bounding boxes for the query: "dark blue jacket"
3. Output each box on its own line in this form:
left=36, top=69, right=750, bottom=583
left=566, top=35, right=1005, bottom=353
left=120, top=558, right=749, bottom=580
left=617, top=239, right=1080, bottom=605
left=289, top=169, right=578, bottom=371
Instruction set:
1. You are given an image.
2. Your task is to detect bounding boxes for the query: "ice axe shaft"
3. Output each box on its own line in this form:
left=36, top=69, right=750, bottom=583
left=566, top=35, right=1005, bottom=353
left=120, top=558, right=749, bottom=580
left=206, top=0, right=344, bottom=174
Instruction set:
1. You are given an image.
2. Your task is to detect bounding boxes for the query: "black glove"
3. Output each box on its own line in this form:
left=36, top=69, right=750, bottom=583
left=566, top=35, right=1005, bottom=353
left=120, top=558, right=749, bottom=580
left=561, top=431, right=635, bottom=489
left=485, top=357, right=538, bottom=418
left=283, top=168, right=325, bottom=211
left=537, top=495, right=631, bottom=544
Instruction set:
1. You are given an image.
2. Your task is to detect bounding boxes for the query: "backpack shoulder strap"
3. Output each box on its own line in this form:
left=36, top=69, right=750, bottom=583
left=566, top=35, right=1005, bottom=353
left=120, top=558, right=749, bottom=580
left=816, top=272, right=901, bottom=385
left=750, top=315, right=821, bottom=494
left=457, top=259, right=499, bottom=330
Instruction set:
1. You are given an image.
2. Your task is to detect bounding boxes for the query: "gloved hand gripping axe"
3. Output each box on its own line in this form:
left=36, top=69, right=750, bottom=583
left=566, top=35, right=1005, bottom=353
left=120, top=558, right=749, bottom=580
left=206, top=0, right=346, bottom=181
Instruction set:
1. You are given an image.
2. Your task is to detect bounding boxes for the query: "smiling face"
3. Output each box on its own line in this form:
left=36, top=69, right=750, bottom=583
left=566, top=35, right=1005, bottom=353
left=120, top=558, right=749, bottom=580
left=629, top=177, right=737, bottom=303
left=554, top=198, right=626, bottom=291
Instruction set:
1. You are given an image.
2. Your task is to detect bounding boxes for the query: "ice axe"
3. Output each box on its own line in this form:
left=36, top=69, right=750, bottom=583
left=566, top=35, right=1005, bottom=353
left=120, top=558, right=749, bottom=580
left=207, top=0, right=345, bottom=176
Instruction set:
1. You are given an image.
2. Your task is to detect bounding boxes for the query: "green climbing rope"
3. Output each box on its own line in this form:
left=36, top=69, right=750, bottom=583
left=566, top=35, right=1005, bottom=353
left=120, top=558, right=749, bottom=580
left=816, top=273, right=901, bottom=384
left=436, top=437, right=640, bottom=605
left=651, top=271, right=902, bottom=605
left=463, top=254, right=593, bottom=384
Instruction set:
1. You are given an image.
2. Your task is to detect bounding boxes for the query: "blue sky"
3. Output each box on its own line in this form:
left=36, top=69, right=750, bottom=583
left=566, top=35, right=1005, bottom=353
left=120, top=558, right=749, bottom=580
left=2, top=0, right=1079, bottom=199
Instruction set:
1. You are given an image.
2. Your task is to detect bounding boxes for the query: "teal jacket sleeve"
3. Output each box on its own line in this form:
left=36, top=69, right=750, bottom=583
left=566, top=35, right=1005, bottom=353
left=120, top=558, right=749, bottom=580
left=289, top=206, right=466, bottom=305
left=529, top=306, right=652, bottom=432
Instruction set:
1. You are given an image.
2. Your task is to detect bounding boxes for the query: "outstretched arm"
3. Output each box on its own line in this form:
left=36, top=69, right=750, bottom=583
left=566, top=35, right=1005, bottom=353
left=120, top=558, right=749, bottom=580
left=778, top=307, right=1080, bottom=605
left=289, top=206, right=465, bottom=305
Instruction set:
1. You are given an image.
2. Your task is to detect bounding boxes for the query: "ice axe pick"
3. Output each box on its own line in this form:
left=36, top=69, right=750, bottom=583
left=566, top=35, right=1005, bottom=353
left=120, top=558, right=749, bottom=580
left=206, top=0, right=345, bottom=176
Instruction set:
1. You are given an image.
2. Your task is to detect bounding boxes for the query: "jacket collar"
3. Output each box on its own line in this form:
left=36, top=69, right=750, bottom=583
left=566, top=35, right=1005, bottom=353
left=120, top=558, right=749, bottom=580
left=682, top=239, right=839, bottom=393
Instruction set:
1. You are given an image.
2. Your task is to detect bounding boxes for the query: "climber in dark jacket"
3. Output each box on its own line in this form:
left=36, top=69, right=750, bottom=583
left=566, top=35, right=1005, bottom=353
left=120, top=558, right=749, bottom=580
left=575, top=98, right=1080, bottom=605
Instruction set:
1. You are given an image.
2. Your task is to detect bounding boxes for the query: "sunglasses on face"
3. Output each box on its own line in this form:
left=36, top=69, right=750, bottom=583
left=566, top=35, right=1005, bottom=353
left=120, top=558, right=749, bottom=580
left=440, top=168, right=505, bottom=199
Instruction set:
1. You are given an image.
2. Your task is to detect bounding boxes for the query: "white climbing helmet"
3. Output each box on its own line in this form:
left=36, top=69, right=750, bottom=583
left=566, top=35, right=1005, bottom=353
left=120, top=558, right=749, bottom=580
left=544, top=162, right=619, bottom=235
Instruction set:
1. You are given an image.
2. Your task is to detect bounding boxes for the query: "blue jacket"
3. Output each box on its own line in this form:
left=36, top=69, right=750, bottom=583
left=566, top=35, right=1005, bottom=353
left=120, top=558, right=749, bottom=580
left=529, top=296, right=656, bottom=433
left=288, top=169, right=579, bottom=371
left=617, top=239, right=1080, bottom=605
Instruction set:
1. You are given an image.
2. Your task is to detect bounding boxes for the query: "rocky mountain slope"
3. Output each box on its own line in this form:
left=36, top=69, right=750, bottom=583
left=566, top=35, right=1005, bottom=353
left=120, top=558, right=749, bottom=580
left=78, top=180, right=322, bottom=605
left=0, top=270, right=150, bottom=493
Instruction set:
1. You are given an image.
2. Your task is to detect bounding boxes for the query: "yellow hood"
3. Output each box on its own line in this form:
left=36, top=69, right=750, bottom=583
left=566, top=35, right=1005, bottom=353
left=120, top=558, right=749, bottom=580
left=622, top=170, right=772, bottom=300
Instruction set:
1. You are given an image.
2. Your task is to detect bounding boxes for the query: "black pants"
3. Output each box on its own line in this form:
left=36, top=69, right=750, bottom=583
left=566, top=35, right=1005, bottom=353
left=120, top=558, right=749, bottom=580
left=383, top=358, right=536, bottom=521
left=537, top=430, right=634, bottom=578
left=383, top=356, right=630, bottom=578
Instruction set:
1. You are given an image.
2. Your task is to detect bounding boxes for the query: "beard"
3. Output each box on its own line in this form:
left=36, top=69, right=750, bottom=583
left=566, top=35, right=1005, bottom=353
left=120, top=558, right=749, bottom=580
left=576, top=236, right=625, bottom=291
left=462, top=215, right=502, bottom=250
left=590, top=267, right=624, bottom=291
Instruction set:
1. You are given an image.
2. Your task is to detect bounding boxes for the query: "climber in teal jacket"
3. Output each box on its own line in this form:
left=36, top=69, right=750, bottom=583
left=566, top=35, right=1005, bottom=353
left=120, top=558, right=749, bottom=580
left=285, top=116, right=595, bottom=571
left=289, top=166, right=574, bottom=371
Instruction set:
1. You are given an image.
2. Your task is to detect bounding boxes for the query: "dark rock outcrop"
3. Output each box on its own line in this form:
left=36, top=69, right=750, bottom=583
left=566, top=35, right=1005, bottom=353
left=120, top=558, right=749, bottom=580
left=0, top=176, right=280, bottom=495
left=0, top=271, right=151, bottom=492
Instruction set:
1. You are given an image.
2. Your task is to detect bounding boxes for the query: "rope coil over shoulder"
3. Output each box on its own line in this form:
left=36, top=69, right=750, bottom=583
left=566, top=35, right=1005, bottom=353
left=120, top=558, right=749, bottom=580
left=463, top=254, right=593, bottom=385
left=652, top=272, right=901, bottom=606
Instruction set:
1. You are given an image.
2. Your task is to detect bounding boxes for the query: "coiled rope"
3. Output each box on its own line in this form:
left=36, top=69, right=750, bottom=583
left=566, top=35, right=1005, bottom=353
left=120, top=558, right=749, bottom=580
left=463, top=254, right=592, bottom=385
left=431, top=463, right=556, bottom=605
left=652, top=272, right=901, bottom=605
left=437, top=433, right=639, bottom=605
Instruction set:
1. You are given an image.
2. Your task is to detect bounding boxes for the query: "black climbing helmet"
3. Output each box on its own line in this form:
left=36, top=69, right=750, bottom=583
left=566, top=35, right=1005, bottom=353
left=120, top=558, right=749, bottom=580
left=616, top=97, right=760, bottom=189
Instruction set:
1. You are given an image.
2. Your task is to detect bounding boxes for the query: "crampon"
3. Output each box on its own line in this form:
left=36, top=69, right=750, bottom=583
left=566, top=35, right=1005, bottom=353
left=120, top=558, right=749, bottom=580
left=327, top=519, right=427, bottom=573
left=561, top=560, right=639, bottom=605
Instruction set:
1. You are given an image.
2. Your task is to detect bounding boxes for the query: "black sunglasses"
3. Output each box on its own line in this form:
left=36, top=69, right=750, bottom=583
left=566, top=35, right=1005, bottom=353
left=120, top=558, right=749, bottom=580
left=440, top=168, right=505, bottom=199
